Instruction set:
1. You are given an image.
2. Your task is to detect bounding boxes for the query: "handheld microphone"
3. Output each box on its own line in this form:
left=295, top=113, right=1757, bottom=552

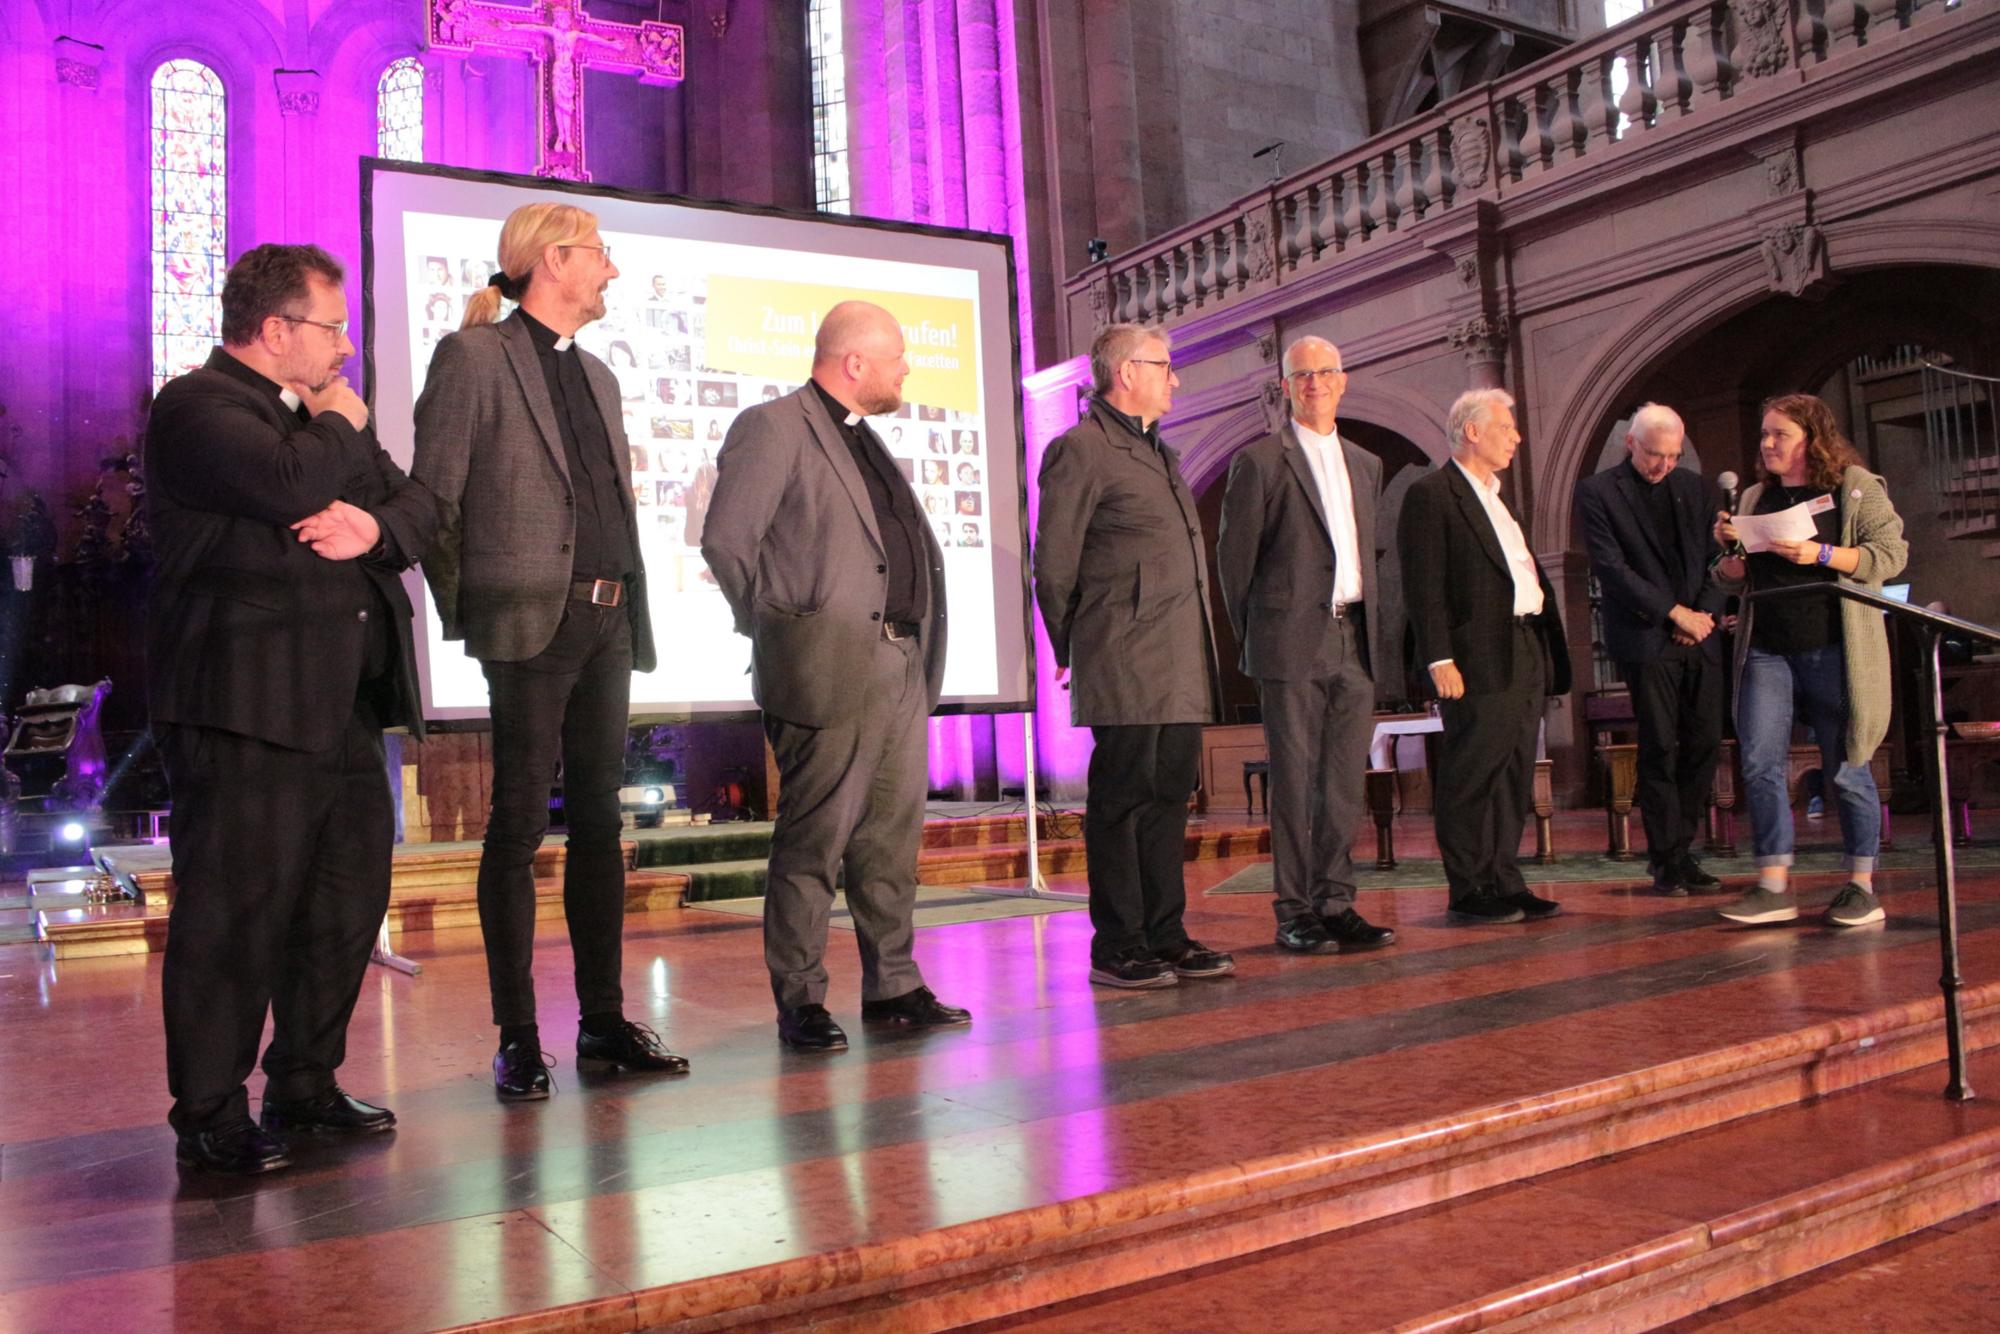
left=1715, top=470, right=1743, bottom=560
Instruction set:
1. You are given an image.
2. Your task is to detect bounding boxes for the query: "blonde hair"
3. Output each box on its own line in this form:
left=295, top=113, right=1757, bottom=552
left=460, top=201, right=600, bottom=329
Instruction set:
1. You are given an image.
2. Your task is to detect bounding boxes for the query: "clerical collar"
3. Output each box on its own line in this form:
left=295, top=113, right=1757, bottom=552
left=1291, top=418, right=1340, bottom=449
left=810, top=379, right=866, bottom=430
left=1096, top=397, right=1158, bottom=445
left=206, top=346, right=292, bottom=406
left=518, top=308, right=576, bottom=353
left=280, top=388, right=303, bottom=412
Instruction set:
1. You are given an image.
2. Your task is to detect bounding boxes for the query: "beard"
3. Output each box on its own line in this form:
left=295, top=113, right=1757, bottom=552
left=857, top=376, right=903, bottom=417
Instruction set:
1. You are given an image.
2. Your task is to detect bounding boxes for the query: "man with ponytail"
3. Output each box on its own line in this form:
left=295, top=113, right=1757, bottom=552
left=414, top=202, right=687, bottom=1099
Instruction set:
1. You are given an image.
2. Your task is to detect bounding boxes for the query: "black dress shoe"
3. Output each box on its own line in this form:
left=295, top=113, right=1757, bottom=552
left=860, top=986, right=972, bottom=1028
left=577, top=1020, right=691, bottom=1075
left=260, top=1087, right=397, bottom=1136
left=1276, top=917, right=1340, bottom=954
left=1447, top=892, right=1526, bottom=924
left=1674, top=856, right=1722, bottom=892
left=493, top=1040, right=554, bottom=1101
left=177, top=1118, right=291, bottom=1175
left=1505, top=888, right=1562, bottom=920
left=1320, top=906, right=1397, bottom=949
left=778, top=1003, right=849, bottom=1052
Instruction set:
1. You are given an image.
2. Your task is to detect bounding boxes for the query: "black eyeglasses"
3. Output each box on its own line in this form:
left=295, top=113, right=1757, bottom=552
left=276, top=314, right=349, bottom=337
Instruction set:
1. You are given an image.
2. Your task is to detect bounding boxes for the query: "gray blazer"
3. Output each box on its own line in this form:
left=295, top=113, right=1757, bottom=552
left=1033, top=401, right=1220, bottom=726
left=412, top=311, right=656, bottom=668
left=701, top=385, right=948, bottom=728
left=1216, top=423, right=1383, bottom=683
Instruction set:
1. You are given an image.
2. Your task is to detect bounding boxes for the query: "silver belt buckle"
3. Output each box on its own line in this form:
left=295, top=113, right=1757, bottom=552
left=1331, top=601, right=1356, bottom=620
left=591, top=579, right=622, bottom=607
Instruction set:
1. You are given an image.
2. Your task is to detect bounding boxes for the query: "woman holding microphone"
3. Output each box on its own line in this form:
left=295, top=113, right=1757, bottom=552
left=1712, top=393, right=1907, bottom=927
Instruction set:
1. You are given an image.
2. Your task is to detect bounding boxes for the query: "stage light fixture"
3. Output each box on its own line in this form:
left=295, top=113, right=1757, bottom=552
left=643, top=787, right=665, bottom=805
left=58, top=821, right=87, bottom=844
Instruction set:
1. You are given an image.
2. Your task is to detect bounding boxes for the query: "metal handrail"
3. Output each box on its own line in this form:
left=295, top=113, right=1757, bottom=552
left=1920, top=360, right=1998, bottom=536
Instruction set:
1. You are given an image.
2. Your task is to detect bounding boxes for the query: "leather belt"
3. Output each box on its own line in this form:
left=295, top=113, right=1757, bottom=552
left=1330, top=601, right=1364, bottom=621
left=883, top=620, right=921, bottom=641
left=1512, top=613, right=1539, bottom=625
left=571, top=578, right=625, bottom=607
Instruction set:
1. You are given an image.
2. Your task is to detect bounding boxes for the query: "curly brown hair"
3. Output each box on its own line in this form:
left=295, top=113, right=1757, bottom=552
left=1761, top=393, right=1861, bottom=490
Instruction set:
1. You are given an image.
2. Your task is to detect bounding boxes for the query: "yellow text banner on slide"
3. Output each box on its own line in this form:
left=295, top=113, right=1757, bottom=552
left=704, top=276, right=980, bottom=415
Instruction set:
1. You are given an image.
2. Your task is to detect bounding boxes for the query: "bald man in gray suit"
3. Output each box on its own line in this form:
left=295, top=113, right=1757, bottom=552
left=703, top=301, right=969, bottom=1052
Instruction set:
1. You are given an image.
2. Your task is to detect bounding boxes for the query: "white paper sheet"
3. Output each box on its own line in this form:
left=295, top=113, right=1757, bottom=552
left=1731, top=502, right=1819, bottom=554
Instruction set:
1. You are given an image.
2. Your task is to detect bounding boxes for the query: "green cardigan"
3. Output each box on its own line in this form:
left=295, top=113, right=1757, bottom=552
left=1724, top=466, right=1910, bottom=767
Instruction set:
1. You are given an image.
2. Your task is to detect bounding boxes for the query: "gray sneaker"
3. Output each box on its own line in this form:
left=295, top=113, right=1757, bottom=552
left=1824, top=883, right=1885, bottom=927
left=1717, top=886, right=1798, bottom=924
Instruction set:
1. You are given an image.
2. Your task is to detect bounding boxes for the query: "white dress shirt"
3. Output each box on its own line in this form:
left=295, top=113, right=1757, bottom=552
left=1453, top=458, right=1544, bottom=616
left=1430, top=458, right=1544, bottom=669
left=1291, top=419, right=1365, bottom=606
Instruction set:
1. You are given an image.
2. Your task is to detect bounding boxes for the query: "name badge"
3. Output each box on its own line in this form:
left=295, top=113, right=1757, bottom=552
left=1806, top=494, right=1835, bottom=515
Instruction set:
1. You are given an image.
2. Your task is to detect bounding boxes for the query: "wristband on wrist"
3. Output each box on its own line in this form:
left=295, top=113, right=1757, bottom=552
left=1816, top=543, right=1833, bottom=566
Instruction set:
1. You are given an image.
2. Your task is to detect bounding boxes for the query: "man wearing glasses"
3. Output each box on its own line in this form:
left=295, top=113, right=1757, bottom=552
left=1034, top=324, right=1233, bottom=989
left=416, top=202, right=686, bottom=1099
left=1217, top=337, right=1398, bottom=957
left=147, top=243, right=438, bottom=1172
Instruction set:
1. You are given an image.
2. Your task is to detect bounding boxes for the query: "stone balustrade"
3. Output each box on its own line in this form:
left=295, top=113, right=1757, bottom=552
left=1065, top=0, right=1973, bottom=341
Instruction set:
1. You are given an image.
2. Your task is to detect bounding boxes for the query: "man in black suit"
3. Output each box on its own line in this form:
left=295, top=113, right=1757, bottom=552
left=1575, top=404, right=1725, bottom=895
left=1398, top=388, right=1572, bottom=924
left=147, top=243, right=437, bottom=1173
left=1217, top=337, right=1397, bottom=955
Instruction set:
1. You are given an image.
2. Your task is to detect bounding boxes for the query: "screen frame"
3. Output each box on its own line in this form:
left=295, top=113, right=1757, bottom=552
left=358, top=157, right=1036, bottom=727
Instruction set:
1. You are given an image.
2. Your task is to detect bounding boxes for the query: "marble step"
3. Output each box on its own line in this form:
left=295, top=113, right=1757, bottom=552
left=514, top=984, right=2000, bottom=1331
left=986, top=1053, right=2000, bottom=1333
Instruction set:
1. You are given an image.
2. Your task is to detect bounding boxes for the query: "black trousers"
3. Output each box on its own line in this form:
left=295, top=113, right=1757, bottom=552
left=1433, top=624, right=1547, bottom=906
left=477, top=603, right=633, bottom=1029
left=1257, top=619, right=1375, bottom=925
left=1084, top=723, right=1200, bottom=964
left=1620, top=644, right=1723, bottom=872
left=159, top=709, right=392, bottom=1135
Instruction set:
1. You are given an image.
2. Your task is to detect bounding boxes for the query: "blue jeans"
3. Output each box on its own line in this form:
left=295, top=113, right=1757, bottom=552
left=1737, top=644, right=1879, bottom=872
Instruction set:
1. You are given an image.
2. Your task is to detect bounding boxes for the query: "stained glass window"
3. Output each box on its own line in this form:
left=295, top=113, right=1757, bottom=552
left=808, top=0, right=849, bottom=214
left=151, top=60, right=226, bottom=393
left=378, top=56, right=425, bottom=162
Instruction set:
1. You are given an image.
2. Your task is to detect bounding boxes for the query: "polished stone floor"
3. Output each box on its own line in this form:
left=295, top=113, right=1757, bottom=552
left=1, top=811, right=1996, bottom=1331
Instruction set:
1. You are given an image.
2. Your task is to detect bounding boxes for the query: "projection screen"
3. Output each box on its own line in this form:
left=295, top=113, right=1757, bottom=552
left=362, top=161, right=1032, bottom=723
